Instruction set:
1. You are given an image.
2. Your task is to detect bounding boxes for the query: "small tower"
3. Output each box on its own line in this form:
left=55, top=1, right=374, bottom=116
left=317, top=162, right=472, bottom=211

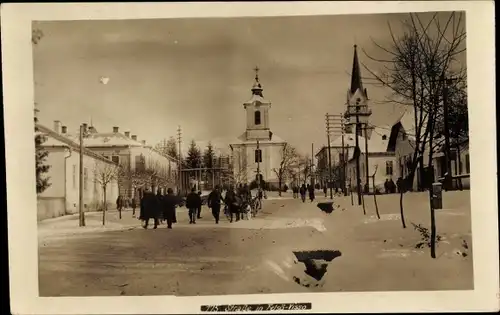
left=243, top=66, right=273, bottom=141
left=344, top=45, right=372, bottom=137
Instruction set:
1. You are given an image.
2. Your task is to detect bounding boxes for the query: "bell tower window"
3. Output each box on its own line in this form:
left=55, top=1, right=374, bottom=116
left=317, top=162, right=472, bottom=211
left=254, top=111, right=261, bottom=125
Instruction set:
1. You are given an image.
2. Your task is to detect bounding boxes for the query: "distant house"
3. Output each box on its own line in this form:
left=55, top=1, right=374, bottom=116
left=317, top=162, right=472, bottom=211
left=61, top=123, right=179, bottom=198
left=37, top=122, right=120, bottom=221
left=387, top=109, right=470, bottom=190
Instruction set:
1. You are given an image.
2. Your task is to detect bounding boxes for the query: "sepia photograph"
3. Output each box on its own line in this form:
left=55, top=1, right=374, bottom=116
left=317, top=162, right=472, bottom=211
left=2, top=2, right=497, bottom=314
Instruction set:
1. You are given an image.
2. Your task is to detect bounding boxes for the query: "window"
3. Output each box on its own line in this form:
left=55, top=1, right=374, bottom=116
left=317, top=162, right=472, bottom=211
left=254, top=111, right=261, bottom=125
left=72, top=165, right=77, bottom=189
left=83, top=168, right=88, bottom=191
left=382, top=135, right=387, bottom=140
left=386, top=161, right=393, bottom=175
left=111, top=155, right=120, bottom=164
left=254, top=149, right=262, bottom=163
left=465, top=154, right=470, bottom=173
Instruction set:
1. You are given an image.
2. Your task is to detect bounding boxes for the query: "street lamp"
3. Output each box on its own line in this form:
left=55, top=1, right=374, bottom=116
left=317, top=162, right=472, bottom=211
left=345, top=98, right=372, bottom=205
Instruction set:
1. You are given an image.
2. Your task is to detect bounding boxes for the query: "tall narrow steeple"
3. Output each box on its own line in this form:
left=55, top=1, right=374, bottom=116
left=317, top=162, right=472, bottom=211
left=350, top=45, right=364, bottom=95
left=251, top=66, right=264, bottom=97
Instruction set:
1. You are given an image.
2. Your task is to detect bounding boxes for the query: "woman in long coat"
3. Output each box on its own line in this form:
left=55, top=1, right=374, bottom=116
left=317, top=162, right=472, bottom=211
left=140, top=189, right=160, bottom=229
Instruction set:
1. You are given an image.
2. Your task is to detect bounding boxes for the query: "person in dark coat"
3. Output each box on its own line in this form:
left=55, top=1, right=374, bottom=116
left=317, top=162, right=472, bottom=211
left=162, top=188, right=178, bottom=229
left=207, top=185, right=223, bottom=224
left=196, top=191, right=203, bottom=219
left=186, top=187, right=202, bottom=224
left=307, top=184, right=315, bottom=202
left=396, top=177, right=403, bottom=194
left=323, top=186, right=327, bottom=197
left=140, top=189, right=159, bottom=229
left=116, top=195, right=124, bottom=219
left=225, top=186, right=240, bottom=223
left=384, top=179, right=390, bottom=194
left=131, top=196, right=137, bottom=217
left=389, top=178, right=396, bottom=193
left=299, top=184, right=307, bottom=202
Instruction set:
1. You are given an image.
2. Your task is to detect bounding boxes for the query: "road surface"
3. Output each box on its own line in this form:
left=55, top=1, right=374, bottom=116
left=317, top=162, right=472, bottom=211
left=38, top=192, right=473, bottom=296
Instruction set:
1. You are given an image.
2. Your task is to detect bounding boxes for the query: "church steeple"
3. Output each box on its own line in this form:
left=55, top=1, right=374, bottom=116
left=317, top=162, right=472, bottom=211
left=350, top=45, right=365, bottom=96
left=251, top=66, right=264, bottom=97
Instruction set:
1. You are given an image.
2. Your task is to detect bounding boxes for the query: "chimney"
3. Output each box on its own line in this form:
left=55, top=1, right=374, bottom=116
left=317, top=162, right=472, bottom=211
left=53, top=120, right=62, bottom=133
left=124, top=131, right=130, bottom=138
left=113, top=126, right=119, bottom=133
left=141, top=140, right=146, bottom=145
left=131, top=135, right=137, bottom=141
left=61, top=126, right=67, bottom=134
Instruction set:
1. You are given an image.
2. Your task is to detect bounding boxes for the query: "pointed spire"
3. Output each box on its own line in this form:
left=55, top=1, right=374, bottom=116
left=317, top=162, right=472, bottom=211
left=251, top=65, right=263, bottom=97
left=350, top=45, right=364, bottom=95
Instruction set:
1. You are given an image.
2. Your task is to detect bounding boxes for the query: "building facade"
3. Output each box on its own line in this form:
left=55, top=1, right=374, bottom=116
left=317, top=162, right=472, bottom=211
left=37, top=123, right=120, bottom=221
left=230, top=68, right=287, bottom=188
left=58, top=122, right=178, bottom=198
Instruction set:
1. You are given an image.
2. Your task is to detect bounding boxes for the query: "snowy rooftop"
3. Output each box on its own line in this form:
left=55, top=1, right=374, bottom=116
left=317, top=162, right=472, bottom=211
left=64, top=132, right=145, bottom=147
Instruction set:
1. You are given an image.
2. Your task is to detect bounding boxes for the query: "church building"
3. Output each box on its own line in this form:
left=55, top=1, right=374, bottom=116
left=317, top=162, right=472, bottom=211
left=229, top=67, right=287, bottom=188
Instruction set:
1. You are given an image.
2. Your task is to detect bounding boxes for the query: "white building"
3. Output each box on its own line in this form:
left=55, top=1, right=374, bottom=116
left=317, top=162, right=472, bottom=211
left=229, top=68, right=287, bottom=188
left=387, top=109, right=470, bottom=190
left=36, top=123, right=120, bottom=221
left=61, top=123, right=179, bottom=197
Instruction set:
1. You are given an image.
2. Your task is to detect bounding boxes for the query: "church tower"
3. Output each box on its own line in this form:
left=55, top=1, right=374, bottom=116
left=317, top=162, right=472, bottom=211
left=345, top=45, right=372, bottom=137
left=243, top=66, right=273, bottom=141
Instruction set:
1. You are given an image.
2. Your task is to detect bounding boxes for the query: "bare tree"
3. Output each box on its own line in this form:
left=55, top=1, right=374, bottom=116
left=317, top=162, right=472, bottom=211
left=272, top=144, right=299, bottom=196
left=362, top=12, right=466, bottom=236
left=94, top=162, right=119, bottom=226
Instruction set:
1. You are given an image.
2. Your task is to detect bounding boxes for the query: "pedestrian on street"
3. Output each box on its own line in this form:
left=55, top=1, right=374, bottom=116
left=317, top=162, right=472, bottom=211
left=225, top=185, right=240, bottom=222
left=186, top=187, right=202, bottom=224
left=388, top=178, right=396, bottom=193
left=323, top=186, right=327, bottom=197
left=140, top=188, right=160, bottom=229
left=299, top=184, right=307, bottom=203
left=196, top=190, right=203, bottom=219
left=307, top=184, right=315, bottom=202
left=162, top=188, right=177, bottom=229
left=207, top=185, right=223, bottom=224
left=384, top=179, right=390, bottom=194
left=116, top=195, right=124, bottom=219
left=131, top=196, right=137, bottom=217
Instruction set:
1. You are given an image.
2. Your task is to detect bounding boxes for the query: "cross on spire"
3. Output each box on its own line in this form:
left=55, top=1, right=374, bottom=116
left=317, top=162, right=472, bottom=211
left=254, top=66, right=260, bottom=81
left=251, top=65, right=263, bottom=97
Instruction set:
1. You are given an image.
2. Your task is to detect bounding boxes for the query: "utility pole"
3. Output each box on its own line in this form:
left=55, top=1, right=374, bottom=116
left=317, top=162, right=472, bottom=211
left=256, top=140, right=261, bottom=191
left=311, top=143, right=314, bottom=187
left=354, top=107, right=362, bottom=205
left=325, top=113, right=334, bottom=199
left=177, top=126, right=182, bottom=193
left=78, top=124, right=86, bottom=227
left=364, top=124, right=370, bottom=193
left=340, top=114, right=347, bottom=196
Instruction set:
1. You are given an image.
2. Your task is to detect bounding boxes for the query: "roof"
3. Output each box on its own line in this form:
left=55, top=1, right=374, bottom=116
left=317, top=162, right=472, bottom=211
left=64, top=132, right=144, bottom=148
left=36, top=124, right=119, bottom=165
left=230, top=131, right=286, bottom=146
left=243, top=93, right=271, bottom=106
left=350, top=45, right=364, bottom=95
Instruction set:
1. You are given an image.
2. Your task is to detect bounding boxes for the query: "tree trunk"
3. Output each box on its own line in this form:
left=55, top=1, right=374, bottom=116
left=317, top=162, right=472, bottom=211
left=399, top=190, right=406, bottom=228
left=278, top=177, right=282, bottom=197
left=102, top=187, right=107, bottom=226
left=361, top=190, right=366, bottom=215
left=456, top=144, right=463, bottom=190
left=372, top=176, right=380, bottom=220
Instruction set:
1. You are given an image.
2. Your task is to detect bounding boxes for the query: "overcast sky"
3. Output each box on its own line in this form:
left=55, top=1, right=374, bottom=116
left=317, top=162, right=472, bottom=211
left=32, top=12, right=461, bottom=155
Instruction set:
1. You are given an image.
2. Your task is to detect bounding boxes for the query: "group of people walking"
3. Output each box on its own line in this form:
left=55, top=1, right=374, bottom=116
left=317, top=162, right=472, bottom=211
left=132, top=183, right=264, bottom=229
left=291, top=184, right=316, bottom=203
